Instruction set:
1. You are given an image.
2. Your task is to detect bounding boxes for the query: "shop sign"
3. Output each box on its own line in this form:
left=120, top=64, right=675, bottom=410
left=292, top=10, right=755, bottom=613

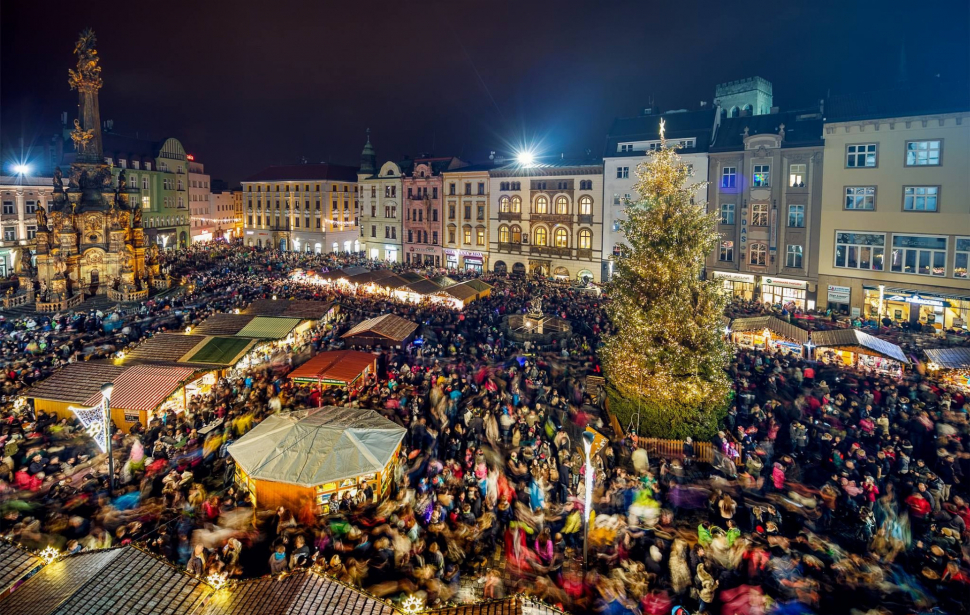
left=886, top=294, right=950, bottom=308
left=123, top=412, right=140, bottom=423
left=740, top=217, right=747, bottom=245
left=763, top=277, right=807, bottom=289
left=768, top=206, right=777, bottom=253
left=714, top=271, right=755, bottom=283
left=773, top=340, right=803, bottom=354
left=827, top=285, right=851, bottom=303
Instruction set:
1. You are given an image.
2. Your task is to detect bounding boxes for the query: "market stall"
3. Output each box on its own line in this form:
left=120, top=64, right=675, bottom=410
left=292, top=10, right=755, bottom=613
left=811, top=328, right=908, bottom=376
left=924, top=347, right=970, bottom=390
left=341, top=314, right=418, bottom=349
left=228, top=406, right=406, bottom=514
left=287, top=350, right=378, bottom=392
left=729, top=316, right=809, bottom=355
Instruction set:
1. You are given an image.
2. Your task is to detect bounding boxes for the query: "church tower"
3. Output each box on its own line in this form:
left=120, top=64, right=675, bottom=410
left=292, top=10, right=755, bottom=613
left=359, top=128, right=377, bottom=177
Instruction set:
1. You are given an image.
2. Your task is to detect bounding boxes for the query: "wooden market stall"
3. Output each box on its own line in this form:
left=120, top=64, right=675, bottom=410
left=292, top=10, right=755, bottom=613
left=811, top=328, right=909, bottom=376
left=287, top=350, right=378, bottom=391
left=243, top=298, right=340, bottom=323
left=341, top=313, right=418, bottom=349
left=228, top=406, right=406, bottom=514
left=924, top=347, right=970, bottom=390
left=730, top=316, right=809, bottom=355
left=26, top=362, right=127, bottom=423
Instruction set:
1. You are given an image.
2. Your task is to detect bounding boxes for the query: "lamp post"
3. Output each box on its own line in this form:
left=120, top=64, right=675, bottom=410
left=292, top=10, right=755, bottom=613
left=581, top=430, right=595, bottom=570
left=101, top=382, right=115, bottom=490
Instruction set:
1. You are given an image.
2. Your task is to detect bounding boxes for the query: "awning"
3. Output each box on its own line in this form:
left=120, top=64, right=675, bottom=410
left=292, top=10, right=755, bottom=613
left=235, top=316, right=302, bottom=340
left=288, top=350, right=377, bottom=386
left=925, top=347, right=970, bottom=370
left=85, top=364, right=197, bottom=411
left=810, top=328, right=909, bottom=363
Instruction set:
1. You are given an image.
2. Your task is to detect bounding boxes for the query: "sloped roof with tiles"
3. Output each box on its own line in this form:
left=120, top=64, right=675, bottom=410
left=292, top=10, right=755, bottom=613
left=0, top=541, right=42, bottom=596
left=192, top=313, right=256, bottom=336
left=342, top=314, right=418, bottom=342
left=244, top=298, right=336, bottom=319
left=27, top=362, right=127, bottom=403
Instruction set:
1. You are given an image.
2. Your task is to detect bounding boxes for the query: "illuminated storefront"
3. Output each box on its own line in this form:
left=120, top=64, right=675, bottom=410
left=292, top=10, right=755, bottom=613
left=925, top=348, right=970, bottom=391
left=729, top=316, right=809, bottom=355
left=760, top=277, right=811, bottom=310
left=713, top=271, right=755, bottom=300
left=864, top=286, right=969, bottom=330
left=811, top=328, right=908, bottom=377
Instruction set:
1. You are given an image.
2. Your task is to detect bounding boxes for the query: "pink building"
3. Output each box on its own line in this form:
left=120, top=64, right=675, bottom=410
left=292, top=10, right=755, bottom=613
left=402, top=157, right=465, bottom=266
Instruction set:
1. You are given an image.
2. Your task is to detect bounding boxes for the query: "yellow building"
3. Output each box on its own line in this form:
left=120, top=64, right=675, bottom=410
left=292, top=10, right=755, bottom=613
left=442, top=165, right=492, bottom=272
left=816, top=83, right=970, bottom=329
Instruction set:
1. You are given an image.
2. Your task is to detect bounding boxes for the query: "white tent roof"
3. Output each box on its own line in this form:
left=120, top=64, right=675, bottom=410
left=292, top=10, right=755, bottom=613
left=228, top=406, right=406, bottom=488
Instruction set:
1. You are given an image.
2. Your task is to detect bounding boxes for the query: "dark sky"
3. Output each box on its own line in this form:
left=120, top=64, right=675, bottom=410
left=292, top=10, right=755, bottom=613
left=2, top=0, right=968, bottom=185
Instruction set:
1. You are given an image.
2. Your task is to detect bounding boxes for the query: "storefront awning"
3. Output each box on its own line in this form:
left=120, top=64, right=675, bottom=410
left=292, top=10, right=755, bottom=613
left=288, top=350, right=377, bottom=385
left=925, top=347, right=970, bottom=370
left=810, top=329, right=909, bottom=363
left=85, top=365, right=198, bottom=412
left=730, top=316, right=809, bottom=344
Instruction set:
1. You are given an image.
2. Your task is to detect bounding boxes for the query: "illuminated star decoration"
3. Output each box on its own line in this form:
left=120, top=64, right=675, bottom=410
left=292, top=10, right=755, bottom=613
left=39, top=546, right=61, bottom=565
left=68, top=400, right=109, bottom=453
left=401, top=595, right=425, bottom=614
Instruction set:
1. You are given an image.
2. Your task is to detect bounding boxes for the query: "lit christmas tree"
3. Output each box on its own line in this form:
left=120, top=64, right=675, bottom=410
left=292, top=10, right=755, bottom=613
left=602, top=120, right=731, bottom=438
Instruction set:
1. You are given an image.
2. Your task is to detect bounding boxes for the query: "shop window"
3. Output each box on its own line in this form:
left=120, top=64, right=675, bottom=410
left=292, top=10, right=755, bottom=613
left=835, top=231, right=885, bottom=271
left=890, top=234, right=947, bottom=277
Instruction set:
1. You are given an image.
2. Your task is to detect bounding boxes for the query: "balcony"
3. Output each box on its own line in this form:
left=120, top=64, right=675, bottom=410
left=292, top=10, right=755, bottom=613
left=498, top=211, right=521, bottom=221
left=577, top=248, right=593, bottom=260
left=578, top=214, right=593, bottom=224
left=530, top=245, right=571, bottom=258
left=530, top=212, right=572, bottom=224
left=497, top=242, right=521, bottom=253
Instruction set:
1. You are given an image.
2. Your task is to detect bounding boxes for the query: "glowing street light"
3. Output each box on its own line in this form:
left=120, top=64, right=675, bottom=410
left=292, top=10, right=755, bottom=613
left=516, top=150, right=535, bottom=166
left=581, top=430, right=595, bottom=569
left=12, top=163, right=30, bottom=175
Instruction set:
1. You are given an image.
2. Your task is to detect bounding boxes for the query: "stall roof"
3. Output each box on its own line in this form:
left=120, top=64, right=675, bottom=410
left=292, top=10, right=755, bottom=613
left=395, top=271, right=426, bottom=283
left=200, top=569, right=394, bottom=615
left=244, top=298, right=336, bottom=319
left=463, top=279, right=493, bottom=293
left=228, top=406, right=406, bottom=488
left=404, top=279, right=442, bottom=295
left=811, top=329, right=909, bottom=363
left=347, top=269, right=397, bottom=285
left=288, top=350, right=377, bottom=385
left=27, top=362, right=127, bottom=403
left=375, top=274, right=413, bottom=290
left=925, top=347, right=970, bottom=370
left=440, top=282, right=479, bottom=301
left=0, top=541, right=42, bottom=596
left=342, top=314, right=418, bottom=343
left=183, top=336, right=256, bottom=366
left=126, top=333, right=209, bottom=364
left=0, top=546, right=211, bottom=615
left=84, top=364, right=198, bottom=412
left=235, top=316, right=302, bottom=339
left=192, top=313, right=256, bottom=336
left=730, top=316, right=809, bottom=344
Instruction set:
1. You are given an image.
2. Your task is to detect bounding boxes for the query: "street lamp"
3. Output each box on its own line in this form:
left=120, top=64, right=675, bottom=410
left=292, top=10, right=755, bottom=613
left=12, top=163, right=30, bottom=175
left=581, top=430, right=595, bottom=570
left=101, top=382, right=115, bottom=490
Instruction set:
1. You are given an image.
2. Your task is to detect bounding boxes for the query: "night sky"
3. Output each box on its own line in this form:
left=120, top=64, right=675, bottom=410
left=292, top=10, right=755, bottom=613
left=2, top=0, right=968, bottom=185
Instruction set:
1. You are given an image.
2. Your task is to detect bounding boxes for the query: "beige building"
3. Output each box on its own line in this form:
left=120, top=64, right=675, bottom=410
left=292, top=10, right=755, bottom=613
left=357, top=131, right=403, bottom=263
left=816, top=85, right=970, bottom=329
left=0, top=175, right=53, bottom=277
left=488, top=158, right=603, bottom=282
left=442, top=165, right=491, bottom=272
left=188, top=159, right=212, bottom=242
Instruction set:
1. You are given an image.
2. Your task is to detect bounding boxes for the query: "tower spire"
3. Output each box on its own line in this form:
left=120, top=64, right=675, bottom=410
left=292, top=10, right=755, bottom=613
left=68, top=28, right=104, bottom=162
left=359, top=127, right=376, bottom=175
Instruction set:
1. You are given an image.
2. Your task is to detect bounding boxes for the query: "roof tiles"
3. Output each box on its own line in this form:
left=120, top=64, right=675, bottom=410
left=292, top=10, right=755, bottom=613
left=342, top=314, right=418, bottom=343
left=27, top=363, right=128, bottom=404
left=0, top=541, right=42, bottom=595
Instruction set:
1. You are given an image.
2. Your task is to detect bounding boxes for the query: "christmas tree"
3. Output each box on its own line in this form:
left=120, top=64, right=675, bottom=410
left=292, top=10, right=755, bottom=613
left=602, top=120, right=731, bottom=438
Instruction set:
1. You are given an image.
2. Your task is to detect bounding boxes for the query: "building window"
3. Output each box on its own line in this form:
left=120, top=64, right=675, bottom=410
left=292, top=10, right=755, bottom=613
left=407, top=230, right=413, bottom=243
left=616, top=166, right=629, bottom=179
left=464, top=183, right=471, bottom=195
left=890, top=234, right=947, bottom=276
left=433, top=231, right=439, bottom=245
left=578, top=228, right=592, bottom=250
left=463, top=227, right=472, bottom=244
left=511, top=196, right=521, bottom=213
left=835, top=231, right=885, bottom=270
left=24, top=200, right=36, bottom=214
left=719, top=240, right=734, bottom=262
left=533, top=226, right=547, bottom=246
left=142, top=196, right=151, bottom=210
left=0, top=202, right=13, bottom=215
left=476, top=228, right=485, bottom=246
left=719, top=203, right=735, bottom=225
left=371, top=225, right=377, bottom=237
left=510, top=225, right=522, bottom=243
left=787, top=204, right=805, bottom=228
left=26, top=225, right=36, bottom=240
left=906, top=140, right=941, bottom=166
left=749, top=243, right=767, bottom=266
left=954, top=237, right=970, bottom=279
left=476, top=205, right=484, bottom=220
left=534, top=196, right=548, bottom=214
left=750, top=203, right=768, bottom=226
left=499, top=196, right=510, bottom=212
left=721, top=167, right=737, bottom=188
left=448, top=204, right=456, bottom=219
left=786, top=245, right=803, bottom=268
left=753, top=164, right=770, bottom=187
left=499, top=225, right=510, bottom=243
left=846, top=143, right=877, bottom=168
left=449, top=183, right=456, bottom=195
left=844, top=186, right=875, bottom=210
left=555, top=196, right=569, bottom=214
left=789, top=163, right=806, bottom=187
left=903, top=186, right=939, bottom=211
left=579, top=196, right=592, bottom=215
left=554, top=227, right=568, bottom=247
left=477, top=182, right=485, bottom=195
left=464, top=205, right=471, bottom=219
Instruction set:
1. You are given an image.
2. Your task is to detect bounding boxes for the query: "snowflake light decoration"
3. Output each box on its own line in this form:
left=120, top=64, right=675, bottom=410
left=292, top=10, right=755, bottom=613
left=39, top=546, right=61, bottom=565
left=206, top=572, right=228, bottom=590
left=401, top=595, right=425, bottom=614
left=68, top=400, right=109, bottom=453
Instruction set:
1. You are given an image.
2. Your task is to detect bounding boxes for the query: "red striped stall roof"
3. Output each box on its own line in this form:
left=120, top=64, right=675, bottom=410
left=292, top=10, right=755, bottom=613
left=287, top=350, right=377, bottom=386
left=84, top=364, right=198, bottom=411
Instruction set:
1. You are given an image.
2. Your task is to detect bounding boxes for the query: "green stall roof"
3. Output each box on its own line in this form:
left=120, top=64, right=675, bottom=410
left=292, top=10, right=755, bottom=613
left=183, top=336, right=256, bottom=366
left=235, top=316, right=302, bottom=340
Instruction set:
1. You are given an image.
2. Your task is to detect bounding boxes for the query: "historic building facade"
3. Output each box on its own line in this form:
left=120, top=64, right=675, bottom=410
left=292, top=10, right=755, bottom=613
left=816, top=84, right=970, bottom=328
left=0, top=175, right=53, bottom=278
left=705, top=108, right=825, bottom=310
left=602, top=107, right=714, bottom=280
left=441, top=165, right=491, bottom=272
left=402, top=157, right=466, bottom=267
left=488, top=159, right=604, bottom=282
left=241, top=164, right=360, bottom=253
left=357, top=132, right=403, bottom=263
left=188, top=158, right=212, bottom=242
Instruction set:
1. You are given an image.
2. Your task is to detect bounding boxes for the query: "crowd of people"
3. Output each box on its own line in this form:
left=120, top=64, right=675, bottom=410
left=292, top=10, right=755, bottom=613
left=0, top=242, right=968, bottom=615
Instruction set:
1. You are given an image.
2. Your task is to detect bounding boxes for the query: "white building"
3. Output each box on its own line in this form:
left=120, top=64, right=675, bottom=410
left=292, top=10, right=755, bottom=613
left=188, top=159, right=213, bottom=242
left=601, top=107, right=715, bottom=280
left=0, top=174, right=52, bottom=277
left=357, top=132, right=403, bottom=263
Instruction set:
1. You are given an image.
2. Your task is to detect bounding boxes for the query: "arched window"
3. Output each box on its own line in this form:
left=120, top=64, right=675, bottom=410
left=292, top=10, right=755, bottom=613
left=510, top=225, right=522, bottom=243
left=555, top=196, right=569, bottom=214
left=534, top=196, right=548, bottom=214
left=729, top=106, right=739, bottom=118
left=499, top=196, right=511, bottom=212
left=742, top=104, right=752, bottom=114
left=579, top=195, right=592, bottom=215
left=578, top=228, right=592, bottom=249
left=749, top=243, right=767, bottom=266
left=499, top=225, right=510, bottom=243
left=554, top=227, right=568, bottom=247
left=511, top=196, right=522, bottom=213
left=533, top=226, right=548, bottom=246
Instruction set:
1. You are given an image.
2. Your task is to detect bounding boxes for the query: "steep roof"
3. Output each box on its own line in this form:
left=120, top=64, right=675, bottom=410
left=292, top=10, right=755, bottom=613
left=924, top=347, right=970, bottom=370
left=730, top=316, right=809, bottom=344
left=27, top=362, right=127, bottom=404
left=825, top=80, right=970, bottom=122
left=242, top=163, right=360, bottom=183
left=604, top=109, right=716, bottom=157
left=342, top=314, right=418, bottom=343
left=0, top=541, right=42, bottom=596
left=710, top=111, right=823, bottom=152
left=810, top=329, right=908, bottom=363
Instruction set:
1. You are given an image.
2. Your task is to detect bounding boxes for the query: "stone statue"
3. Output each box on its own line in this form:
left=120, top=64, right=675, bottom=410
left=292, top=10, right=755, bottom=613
left=132, top=205, right=142, bottom=228
left=146, top=243, right=159, bottom=266
left=117, top=168, right=127, bottom=191
left=53, top=254, right=67, bottom=277
left=528, top=295, right=544, bottom=318
left=70, top=119, right=95, bottom=154
left=35, top=203, right=48, bottom=229
left=53, top=166, right=64, bottom=192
